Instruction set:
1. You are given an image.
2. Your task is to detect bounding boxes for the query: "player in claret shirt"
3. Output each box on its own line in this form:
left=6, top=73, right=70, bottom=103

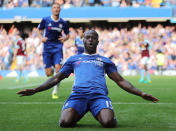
left=139, top=40, right=152, bottom=83
left=13, top=32, right=28, bottom=83
left=38, top=2, right=69, bottom=99
left=17, top=30, right=159, bottom=128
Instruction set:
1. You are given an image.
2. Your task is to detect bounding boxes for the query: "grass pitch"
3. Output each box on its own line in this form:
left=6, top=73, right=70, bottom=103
left=0, top=76, right=176, bottom=131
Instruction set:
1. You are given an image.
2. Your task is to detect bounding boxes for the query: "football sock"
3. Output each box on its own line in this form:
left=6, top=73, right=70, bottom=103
left=52, top=85, right=58, bottom=95
left=140, top=69, right=145, bottom=81
left=22, top=70, right=28, bottom=81
left=146, top=71, right=150, bottom=81
left=16, top=70, right=21, bottom=81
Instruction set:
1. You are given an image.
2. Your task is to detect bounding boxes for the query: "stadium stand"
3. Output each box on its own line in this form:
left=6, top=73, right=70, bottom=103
left=0, top=1, right=176, bottom=77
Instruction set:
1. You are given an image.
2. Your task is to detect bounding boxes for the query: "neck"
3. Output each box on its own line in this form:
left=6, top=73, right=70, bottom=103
left=52, top=14, right=59, bottom=20
left=84, top=50, right=96, bottom=55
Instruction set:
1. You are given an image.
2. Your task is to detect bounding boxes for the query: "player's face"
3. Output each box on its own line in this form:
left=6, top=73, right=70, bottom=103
left=83, top=30, right=99, bottom=54
left=52, top=4, right=61, bottom=16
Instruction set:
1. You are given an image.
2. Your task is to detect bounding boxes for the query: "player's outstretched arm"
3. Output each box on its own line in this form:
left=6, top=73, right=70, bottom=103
left=17, top=72, right=67, bottom=97
left=108, top=72, right=159, bottom=103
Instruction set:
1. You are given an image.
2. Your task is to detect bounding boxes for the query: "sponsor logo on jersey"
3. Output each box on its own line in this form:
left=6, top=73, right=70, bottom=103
left=50, top=27, right=62, bottom=32
left=48, top=23, right=52, bottom=26
left=82, top=60, right=103, bottom=67
left=59, top=24, right=63, bottom=28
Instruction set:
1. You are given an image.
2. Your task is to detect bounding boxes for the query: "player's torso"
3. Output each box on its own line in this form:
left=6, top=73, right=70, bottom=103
left=71, top=54, right=108, bottom=95
left=73, top=54, right=105, bottom=76
left=140, top=43, right=149, bottom=57
left=44, top=17, right=65, bottom=42
left=17, top=40, right=26, bottom=56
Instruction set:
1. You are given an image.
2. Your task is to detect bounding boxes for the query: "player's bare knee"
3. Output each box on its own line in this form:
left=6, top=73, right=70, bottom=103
left=101, top=117, right=117, bottom=128
left=59, top=119, right=76, bottom=128
left=45, top=71, right=53, bottom=77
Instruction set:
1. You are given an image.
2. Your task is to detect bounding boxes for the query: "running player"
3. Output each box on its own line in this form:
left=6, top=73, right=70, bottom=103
left=38, top=3, right=69, bottom=99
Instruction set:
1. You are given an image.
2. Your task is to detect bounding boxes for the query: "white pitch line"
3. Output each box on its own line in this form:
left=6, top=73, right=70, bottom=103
left=0, top=102, right=175, bottom=105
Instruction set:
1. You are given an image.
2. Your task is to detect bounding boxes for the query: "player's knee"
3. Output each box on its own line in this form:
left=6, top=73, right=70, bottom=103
left=45, top=71, right=53, bottom=77
left=59, top=118, right=76, bottom=128
left=46, top=73, right=52, bottom=77
left=101, top=118, right=117, bottom=128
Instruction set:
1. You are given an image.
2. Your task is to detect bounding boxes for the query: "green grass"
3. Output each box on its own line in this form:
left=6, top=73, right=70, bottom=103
left=0, top=76, right=176, bottom=131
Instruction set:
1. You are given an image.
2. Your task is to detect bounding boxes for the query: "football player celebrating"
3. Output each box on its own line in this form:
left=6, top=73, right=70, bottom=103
left=17, top=30, right=159, bottom=128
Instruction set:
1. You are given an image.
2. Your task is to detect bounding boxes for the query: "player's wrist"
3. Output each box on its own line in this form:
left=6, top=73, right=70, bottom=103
left=141, top=92, right=146, bottom=97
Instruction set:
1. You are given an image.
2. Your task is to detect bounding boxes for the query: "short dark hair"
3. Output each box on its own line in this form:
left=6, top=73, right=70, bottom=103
left=84, top=30, right=99, bottom=39
left=51, top=2, right=61, bottom=7
left=20, top=32, right=28, bottom=40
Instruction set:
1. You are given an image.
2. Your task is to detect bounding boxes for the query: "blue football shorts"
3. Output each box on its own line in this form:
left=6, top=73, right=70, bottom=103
left=42, top=51, right=63, bottom=68
left=62, top=92, right=114, bottom=118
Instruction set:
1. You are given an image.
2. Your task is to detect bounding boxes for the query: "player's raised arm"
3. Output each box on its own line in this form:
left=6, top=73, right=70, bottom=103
left=107, top=72, right=159, bottom=103
left=17, top=72, right=67, bottom=97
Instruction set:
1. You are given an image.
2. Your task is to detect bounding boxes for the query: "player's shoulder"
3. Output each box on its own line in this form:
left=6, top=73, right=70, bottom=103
left=59, top=18, right=68, bottom=24
left=66, top=54, right=80, bottom=61
left=98, top=54, right=112, bottom=62
left=42, top=16, right=50, bottom=20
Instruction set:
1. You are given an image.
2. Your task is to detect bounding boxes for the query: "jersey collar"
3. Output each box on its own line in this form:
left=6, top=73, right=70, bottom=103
left=51, top=16, right=60, bottom=22
left=83, top=53, right=98, bottom=56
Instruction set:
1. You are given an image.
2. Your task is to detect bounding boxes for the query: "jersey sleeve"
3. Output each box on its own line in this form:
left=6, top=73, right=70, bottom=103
left=63, top=21, right=69, bottom=35
left=59, top=57, right=73, bottom=77
left=38, top=18, right=45, bottom=30
left=105, top=59, right=117, bottom=75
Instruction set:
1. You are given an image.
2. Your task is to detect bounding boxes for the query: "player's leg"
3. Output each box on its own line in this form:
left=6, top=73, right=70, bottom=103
left=21, top=56, right=28, bottom=83
left=96, top=109, right=117, bottom=128
left=139, top=57, right=146, bottom=83
left=90, top=95, right=117, bottom=128
left=15, top=56, right=22, bottom=82
left=144, top=58, right=151, bottom=83
left=52, top=64, right=62, bottom=99
left=43, top=52, right=54, bottom=76
left=59, top=93, right=87, bottom=127
left=52, top=51, right=63, bottom=99
left=59, top=108, right=81, bottom=127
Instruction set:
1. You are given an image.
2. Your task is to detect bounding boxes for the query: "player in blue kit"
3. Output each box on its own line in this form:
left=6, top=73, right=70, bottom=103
left=17, top=30, right=159, bottom=128
left=74, top=27, right=84, bottom=54
left=38, top=3, right=69, bottom=99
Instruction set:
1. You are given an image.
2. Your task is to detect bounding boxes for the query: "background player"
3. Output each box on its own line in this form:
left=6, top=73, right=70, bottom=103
left=38, top=3, right=69, bottom=99
left=139, top=40, right=152, bottom=83
left=17, top=30, right=159, bottom=128
left=74, top=27, right=84, bottom=54
left=13, top=32, right=28, bottom=83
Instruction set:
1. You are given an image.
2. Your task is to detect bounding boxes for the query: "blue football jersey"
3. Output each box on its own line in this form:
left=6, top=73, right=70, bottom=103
left=38, top=16, right=69, bottom=52
left=59, top=53, right=117, bottom=95
left=75, top=36, right=84, bottom=54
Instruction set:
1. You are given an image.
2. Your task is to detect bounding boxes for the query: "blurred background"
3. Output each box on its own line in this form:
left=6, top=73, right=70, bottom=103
left=0, top=0, right=176, bottom=77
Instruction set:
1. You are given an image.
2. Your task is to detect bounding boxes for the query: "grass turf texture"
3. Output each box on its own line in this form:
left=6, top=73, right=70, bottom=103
left=0, top=76, right=176, bottom=131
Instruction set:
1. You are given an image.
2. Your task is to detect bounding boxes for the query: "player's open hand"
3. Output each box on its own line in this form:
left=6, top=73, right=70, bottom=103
left=141, top=93, right=159, bottom=103
left=17, top=89, right=36, bottom=97
left=58, top=37, right=65, bottom=43
left=42, top=37, right=48, bottom=43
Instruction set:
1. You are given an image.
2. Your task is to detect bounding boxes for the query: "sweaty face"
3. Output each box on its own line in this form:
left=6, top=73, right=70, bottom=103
left=83, top=31, right=99, bottom=54
left=52, top=4, right=61, bottom=16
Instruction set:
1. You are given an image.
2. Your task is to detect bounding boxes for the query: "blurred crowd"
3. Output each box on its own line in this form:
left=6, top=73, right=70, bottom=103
left=0, top=23, right=176, bottom=71
left=0, top=0, right=176, bottom=8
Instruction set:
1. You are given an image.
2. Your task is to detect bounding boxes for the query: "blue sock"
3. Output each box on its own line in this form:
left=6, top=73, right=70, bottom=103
left=22, top=70, right=28, bottom=81
left=146, top=71, right=150, bottom=81
left=16, top=70, right=21, bottom=80
left=140, top=69, right=145, bottom=80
